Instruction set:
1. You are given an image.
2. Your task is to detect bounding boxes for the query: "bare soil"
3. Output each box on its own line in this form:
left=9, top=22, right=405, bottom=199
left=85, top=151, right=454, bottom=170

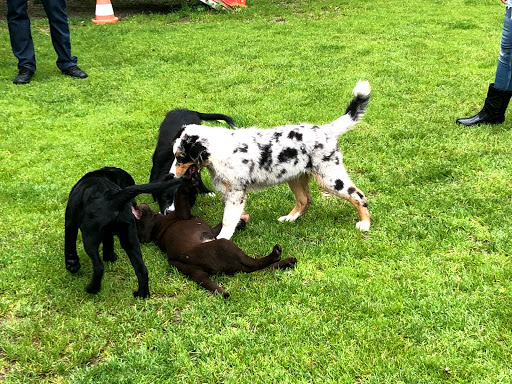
left=0, top=0, right=195, bottom=21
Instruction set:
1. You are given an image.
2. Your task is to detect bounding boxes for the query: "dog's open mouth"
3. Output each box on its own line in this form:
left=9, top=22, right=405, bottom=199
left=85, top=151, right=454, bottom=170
left=185, top=164, right=199, bottom=179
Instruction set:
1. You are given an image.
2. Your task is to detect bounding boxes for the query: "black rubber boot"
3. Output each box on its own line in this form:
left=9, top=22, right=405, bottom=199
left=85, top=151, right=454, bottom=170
left=456, top=83, right=512, bottom=126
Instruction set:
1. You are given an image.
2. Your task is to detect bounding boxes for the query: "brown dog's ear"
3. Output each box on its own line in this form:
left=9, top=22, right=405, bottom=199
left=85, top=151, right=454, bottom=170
left=132, top=204, right=154, bottom=243
left=131, top=205, right=143, bottom=220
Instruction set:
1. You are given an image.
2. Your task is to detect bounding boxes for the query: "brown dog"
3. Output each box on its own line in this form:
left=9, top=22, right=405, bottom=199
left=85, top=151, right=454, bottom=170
left=134, top=180, right=297, bottom=297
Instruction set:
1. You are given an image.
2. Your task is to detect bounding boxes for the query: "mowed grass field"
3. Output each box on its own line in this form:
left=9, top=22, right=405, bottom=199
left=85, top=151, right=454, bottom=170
left=0, top=0, right=511, bottom=382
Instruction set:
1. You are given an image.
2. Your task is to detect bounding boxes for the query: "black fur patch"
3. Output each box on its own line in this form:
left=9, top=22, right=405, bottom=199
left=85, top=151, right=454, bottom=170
left=347, top=187, right=356, bottom=194
left=273, top=132, right=283, bottom=142
left=306, top=156, right=313, bottom=169
left=288, top=131, right=303, bottom=141
left=345, top=94, right=370, bottom=120
left=181, top=135, right=209, bottom=165
left=323, top=150, right=336, bottom=162
left=334, top=179, right=344, bottom=191
left=234, top=144, right=249, bottom=153
left=258, top=143, right=273, bottom=170
left=314, top=142, right=324, bottom=150
left=278, top=148, right=298, bottom=163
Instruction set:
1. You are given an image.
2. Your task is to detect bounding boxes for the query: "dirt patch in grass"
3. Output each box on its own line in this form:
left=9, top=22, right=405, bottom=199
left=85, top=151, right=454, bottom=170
left=0, top=0, right=198, bottom=21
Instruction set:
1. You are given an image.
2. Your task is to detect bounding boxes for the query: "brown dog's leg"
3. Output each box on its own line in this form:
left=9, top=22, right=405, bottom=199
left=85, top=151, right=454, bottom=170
left=170, top=261, right=230, bottom=298
left=278, top=174, right=312, bottom=222
left=262, top=257, right=298, bottom=270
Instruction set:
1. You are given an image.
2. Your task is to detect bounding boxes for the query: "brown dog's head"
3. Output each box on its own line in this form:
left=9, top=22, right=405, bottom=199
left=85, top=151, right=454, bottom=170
left=171, top=133, right=210, bottom=177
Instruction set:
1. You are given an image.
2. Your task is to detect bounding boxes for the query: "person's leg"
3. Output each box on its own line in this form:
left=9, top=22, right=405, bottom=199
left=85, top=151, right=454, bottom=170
left=456, top=3, right=512, bottom=126
left=40, top=0, right=76, bottom=70
left=6, top=0, right=36, bottom=72
left=494, top=3, right=512, bottom=90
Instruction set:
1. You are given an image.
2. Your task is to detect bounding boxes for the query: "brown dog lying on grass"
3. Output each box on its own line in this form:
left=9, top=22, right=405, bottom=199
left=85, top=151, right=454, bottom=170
left=134, top=179, right=297, bottom=297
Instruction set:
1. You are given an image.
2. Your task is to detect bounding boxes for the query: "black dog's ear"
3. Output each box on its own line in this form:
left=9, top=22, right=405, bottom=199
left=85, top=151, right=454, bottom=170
left=189, top=142, right=209, bottom=165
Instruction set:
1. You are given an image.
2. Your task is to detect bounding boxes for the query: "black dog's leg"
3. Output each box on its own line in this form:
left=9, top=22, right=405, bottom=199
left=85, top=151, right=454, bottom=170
left=102, top=232, right=118, bottom=262
left=170, top=261, right=229, bottom=298
left=64, top=215, right=81, bottom=274
left=196, top=174, right=213, bottom=195
left=118, top=228, right=149, bottom=299
left=82, top=234, right=104, bottom=294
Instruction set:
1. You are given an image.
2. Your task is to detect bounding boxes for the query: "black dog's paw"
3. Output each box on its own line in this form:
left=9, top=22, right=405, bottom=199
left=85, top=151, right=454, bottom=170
left=133, top=290, right=150, bottom=299
left=86, top=283, right=100, bottom=294
left=273, top=244, right=282, bottom=257
left=222, top=291, right=230, bottom=299
left=235, top=218, right=247, bottom=232
left=66, top=259, right=81, bottom=274
left=103, top=252, right=118, bottom=263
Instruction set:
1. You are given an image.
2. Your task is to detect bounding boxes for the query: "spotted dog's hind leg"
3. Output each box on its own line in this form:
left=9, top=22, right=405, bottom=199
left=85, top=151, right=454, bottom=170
left=313, top=164, right=370, bottom=232
left=278, top=174, right=312, bottom=222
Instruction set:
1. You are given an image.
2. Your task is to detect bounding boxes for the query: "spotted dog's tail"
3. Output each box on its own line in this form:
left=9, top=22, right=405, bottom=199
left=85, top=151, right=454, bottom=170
left=327, top=80, right=371, bottom=136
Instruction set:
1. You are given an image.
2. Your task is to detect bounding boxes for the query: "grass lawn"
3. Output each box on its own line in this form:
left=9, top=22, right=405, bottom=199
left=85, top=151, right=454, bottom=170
left=1, top=0, right=511, bottom=382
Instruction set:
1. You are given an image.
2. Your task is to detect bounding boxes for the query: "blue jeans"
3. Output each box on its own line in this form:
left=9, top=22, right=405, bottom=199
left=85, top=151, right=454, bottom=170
left=7, top=0, right=77, bottom=72
left=495, top=1, right=512, bottom=90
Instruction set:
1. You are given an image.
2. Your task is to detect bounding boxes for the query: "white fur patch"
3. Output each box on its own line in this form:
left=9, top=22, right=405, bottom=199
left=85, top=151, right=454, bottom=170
left=353, top=80, right=371, bottom=97
left=356, top=220, right=371, bottom=232
left=278, top=213, right=301, bottom=222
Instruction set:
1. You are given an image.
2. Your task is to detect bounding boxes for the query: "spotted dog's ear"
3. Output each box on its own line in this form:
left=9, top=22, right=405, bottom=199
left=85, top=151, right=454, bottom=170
left=189, top=141, right=209, bottom=166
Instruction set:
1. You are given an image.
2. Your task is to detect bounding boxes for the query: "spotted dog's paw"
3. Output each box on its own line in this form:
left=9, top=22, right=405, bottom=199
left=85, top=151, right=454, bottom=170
left=356, top=220, right=371, bottom=232
left=278, top=213, right=301, bottom=222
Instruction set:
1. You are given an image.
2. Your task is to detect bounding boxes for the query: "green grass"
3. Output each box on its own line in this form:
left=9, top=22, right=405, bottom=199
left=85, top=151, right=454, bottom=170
left=1, top=0, right=512, bottom=382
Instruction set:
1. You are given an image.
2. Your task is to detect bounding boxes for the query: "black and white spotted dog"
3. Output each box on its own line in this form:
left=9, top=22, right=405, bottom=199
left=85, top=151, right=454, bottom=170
left=170, top=81, right=371, bottom=240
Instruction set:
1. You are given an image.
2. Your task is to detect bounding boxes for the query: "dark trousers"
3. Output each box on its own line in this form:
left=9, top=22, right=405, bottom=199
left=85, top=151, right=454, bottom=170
left=7, top=0, right=77, bottom=72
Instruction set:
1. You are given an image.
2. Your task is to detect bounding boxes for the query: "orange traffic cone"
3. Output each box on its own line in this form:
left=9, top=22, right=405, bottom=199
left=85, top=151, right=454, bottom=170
left=222, top=0, right=246, bottom=6
left=91, top=0, right=119, bottom=24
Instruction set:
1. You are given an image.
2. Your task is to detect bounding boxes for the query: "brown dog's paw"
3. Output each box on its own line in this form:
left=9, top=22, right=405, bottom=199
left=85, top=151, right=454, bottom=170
left=272, top=244, right=282, bottom=257
left=283, top=257, right=297, bottom=269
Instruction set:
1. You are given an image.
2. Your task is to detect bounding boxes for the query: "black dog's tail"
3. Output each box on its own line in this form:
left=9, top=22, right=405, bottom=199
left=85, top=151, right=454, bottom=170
left=196, top=112, right=237, bottom=129
left=108, top=176, right=185, bottom=211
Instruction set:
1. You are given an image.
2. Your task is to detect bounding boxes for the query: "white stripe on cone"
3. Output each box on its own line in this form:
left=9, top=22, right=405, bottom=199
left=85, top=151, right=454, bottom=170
left=96, top=4, right=115, bottom=16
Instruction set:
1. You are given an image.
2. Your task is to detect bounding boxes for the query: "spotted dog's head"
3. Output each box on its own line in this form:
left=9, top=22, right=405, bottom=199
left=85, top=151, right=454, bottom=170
left=171, top=132, right=210, bottom=178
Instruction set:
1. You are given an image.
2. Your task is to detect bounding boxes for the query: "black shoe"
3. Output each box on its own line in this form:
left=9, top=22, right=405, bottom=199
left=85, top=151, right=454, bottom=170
left=13, top=68, right=34, bottom=84
left=62, top=65, right=88, bottom=79
left=456, top=83, right=512, bottom=126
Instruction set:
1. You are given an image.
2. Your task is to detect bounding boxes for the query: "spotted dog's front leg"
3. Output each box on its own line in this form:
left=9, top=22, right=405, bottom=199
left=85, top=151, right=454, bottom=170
left=217, top=190, right=247, bottom=240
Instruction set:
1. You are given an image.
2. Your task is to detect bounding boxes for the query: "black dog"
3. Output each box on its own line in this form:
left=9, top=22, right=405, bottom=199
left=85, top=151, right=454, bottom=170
left=64, top=167, right=184, bottom=298
left=150, top=108, right=236, bottom=215
left=134, top=180, right=297, bottom=298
